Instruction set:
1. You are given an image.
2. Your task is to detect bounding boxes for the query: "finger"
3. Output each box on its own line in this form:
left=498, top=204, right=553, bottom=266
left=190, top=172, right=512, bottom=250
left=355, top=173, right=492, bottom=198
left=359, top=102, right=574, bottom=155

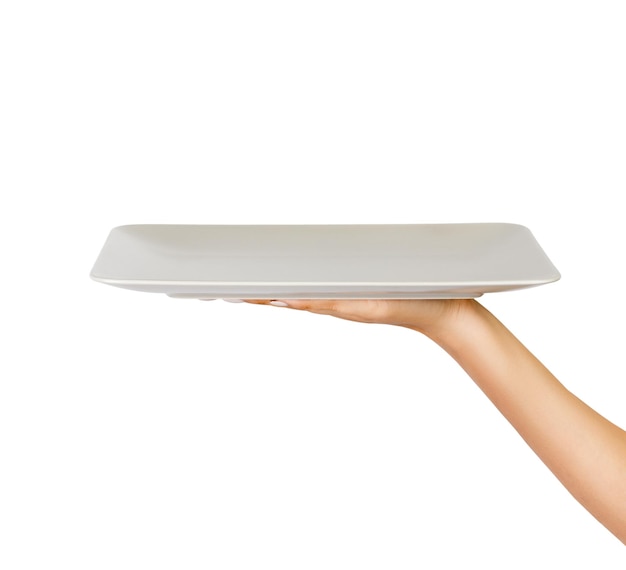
left=241, top=299, right=295, bottom=307
left=241, top=299, right=366, bottom=321
left=241, top=299, right=335, bottom=312
left=279, top=299, right=344, bottom=314
left=295, top=299, right=397, bottom=324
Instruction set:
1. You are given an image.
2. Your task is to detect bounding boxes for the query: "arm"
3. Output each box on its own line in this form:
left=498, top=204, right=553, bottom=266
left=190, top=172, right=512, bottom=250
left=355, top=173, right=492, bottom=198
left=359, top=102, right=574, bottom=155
left=420, top=299, right=626, bottom=544
left=245, top=298, right=626, bottom=543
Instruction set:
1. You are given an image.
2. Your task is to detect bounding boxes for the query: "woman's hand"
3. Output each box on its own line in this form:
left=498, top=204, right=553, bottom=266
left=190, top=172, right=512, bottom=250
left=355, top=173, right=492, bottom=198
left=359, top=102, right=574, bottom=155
left=242, top=298, right=472, bottom=337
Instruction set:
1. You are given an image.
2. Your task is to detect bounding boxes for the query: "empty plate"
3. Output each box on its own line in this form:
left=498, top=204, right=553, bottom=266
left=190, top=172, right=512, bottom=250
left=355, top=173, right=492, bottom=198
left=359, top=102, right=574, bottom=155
left=90, top=223, right=560, bottom=299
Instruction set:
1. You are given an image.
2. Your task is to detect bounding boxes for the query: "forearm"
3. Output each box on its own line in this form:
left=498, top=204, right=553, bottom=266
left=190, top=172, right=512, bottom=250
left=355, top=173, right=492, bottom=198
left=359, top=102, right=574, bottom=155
left=413, top=300, right=626, bottom=544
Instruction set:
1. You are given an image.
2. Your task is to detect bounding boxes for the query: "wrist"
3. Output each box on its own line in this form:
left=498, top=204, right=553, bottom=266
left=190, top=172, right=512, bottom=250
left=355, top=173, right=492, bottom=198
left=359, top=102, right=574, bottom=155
left=407, top=298, right=484, bottom=344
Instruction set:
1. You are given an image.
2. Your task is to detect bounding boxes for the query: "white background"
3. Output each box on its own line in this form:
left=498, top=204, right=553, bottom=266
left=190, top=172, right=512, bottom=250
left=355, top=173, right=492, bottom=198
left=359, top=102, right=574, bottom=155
left=1, top=1, right=625, bottom=567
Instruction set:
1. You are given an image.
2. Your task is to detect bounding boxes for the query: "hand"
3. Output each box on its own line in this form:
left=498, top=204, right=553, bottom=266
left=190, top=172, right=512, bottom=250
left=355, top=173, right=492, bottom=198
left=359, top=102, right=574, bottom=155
left=242, top=298, right=472, bottom=336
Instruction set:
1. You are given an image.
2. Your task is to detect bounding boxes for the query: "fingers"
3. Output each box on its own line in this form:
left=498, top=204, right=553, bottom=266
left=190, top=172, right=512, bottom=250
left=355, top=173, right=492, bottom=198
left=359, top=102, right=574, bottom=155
left=241, top=299, right=334, bottom=311
left=273, top=299, right=335, bottom=312
left=242, top=299, right=388, bottom=323
left=240, top=299, right=399, bottom=326
left=242, top=299, right=353, bottom=315
left=240, top=299, right=289, bottom=306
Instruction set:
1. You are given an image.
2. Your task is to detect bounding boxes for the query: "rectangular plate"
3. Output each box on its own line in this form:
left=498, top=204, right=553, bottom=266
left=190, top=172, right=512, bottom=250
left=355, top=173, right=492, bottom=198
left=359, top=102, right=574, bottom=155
left=90, top=223, right=560, bottom=299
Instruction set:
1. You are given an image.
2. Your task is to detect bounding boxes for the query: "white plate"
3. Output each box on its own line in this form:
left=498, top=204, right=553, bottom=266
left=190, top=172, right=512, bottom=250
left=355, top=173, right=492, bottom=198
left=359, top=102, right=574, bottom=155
left=90, top=223, right=560, bottom=299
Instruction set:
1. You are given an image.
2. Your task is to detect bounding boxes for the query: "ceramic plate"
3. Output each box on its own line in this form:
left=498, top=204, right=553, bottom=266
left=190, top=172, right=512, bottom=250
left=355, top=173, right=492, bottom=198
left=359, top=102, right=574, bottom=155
left=90, top=223, right=560, bottom=299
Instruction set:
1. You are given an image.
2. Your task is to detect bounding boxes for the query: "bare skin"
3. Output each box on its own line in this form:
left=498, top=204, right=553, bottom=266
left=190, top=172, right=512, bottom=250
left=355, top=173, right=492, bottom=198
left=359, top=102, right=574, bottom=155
left=244, top=298, right=626, bottom=544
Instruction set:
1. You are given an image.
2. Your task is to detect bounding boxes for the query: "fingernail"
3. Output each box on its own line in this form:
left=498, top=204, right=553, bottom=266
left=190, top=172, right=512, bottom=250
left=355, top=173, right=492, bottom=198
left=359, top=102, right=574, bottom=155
left=269, top=300, right=289, bottom=307
left=223, top=298, right=244, bottom=303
